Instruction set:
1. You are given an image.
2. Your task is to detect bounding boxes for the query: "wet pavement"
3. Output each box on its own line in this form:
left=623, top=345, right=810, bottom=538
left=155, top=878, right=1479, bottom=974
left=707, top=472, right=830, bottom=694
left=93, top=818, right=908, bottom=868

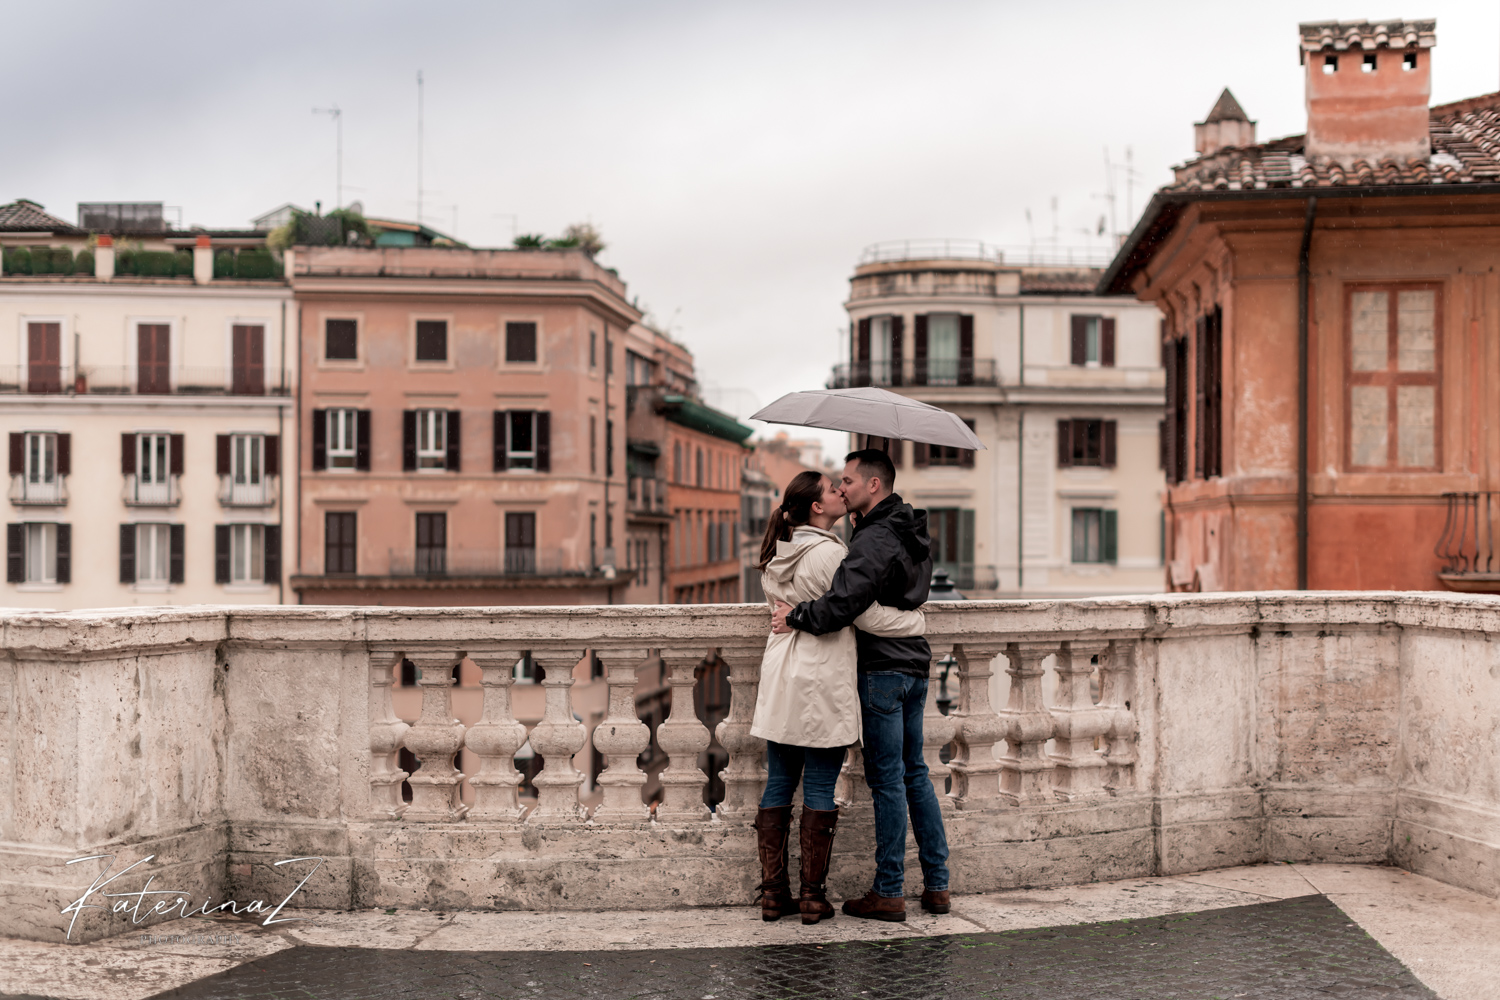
left=131, top=895, right=1431, bottom=1000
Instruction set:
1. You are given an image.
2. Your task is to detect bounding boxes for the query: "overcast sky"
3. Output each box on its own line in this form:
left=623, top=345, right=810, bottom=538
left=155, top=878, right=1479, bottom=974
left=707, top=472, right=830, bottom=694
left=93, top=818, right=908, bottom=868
left=5, top=0, right=1498, bottom=457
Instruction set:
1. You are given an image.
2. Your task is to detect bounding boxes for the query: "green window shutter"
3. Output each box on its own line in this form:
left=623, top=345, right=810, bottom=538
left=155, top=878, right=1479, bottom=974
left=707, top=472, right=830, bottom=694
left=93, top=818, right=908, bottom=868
left=1103, top=510, right=1118, bottom=564
left=960, top=509, right=975, bottom=566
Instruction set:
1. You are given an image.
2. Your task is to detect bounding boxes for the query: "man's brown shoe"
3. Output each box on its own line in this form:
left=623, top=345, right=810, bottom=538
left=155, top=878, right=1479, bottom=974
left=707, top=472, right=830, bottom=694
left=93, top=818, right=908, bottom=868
left=920, top=889, right=950, bottom=914
left=841, top=890, right=906, bottom=922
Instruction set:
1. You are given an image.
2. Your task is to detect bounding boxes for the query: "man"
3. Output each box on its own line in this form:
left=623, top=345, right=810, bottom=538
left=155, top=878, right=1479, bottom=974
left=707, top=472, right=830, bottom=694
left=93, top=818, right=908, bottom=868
left=770, top=448, right=950, bottom=922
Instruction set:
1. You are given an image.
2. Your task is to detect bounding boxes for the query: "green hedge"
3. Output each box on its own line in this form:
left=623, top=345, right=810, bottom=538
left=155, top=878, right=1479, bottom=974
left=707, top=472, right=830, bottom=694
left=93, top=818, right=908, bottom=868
left=74, top=250, right=93, bottom=275
left=234, top=249, right=279, bottom=279
left=213, top=249, right=235, bottom=278
left=2, top=246, right=82, bottom=275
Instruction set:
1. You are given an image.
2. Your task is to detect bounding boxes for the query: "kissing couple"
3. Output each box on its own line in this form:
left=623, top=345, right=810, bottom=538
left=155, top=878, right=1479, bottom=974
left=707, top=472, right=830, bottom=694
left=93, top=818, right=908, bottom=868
left=748, top=448, right=949, bottom=924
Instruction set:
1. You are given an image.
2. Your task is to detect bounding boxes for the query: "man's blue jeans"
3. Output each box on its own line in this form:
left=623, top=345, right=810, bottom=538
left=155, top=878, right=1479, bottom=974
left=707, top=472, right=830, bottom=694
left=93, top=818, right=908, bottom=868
left=858, top=671, right=950, bottom=897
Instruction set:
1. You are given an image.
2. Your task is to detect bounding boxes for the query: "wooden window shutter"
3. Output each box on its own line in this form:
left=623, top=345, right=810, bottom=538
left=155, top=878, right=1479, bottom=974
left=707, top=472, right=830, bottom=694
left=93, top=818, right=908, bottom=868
left=1102, top=510, right=1118, bottom=563
left=888, top=439, right=902, bottom=468
left=55, top=524, right=70, bottom=584
left=856, top=318, right=871, bottom=362
left=959, top=315, right=974, bottom=385
left=1101, top=317, right=1116, bottom=367
left=120, top=524, right=136, bottom=584
left=402, top=411, right=417, bottom=471
left=263, top=525, right=281, bottom=584
left=536, top=411, right=551, bottom=472
left=961, top=420, right=976, bottom=468
left=121, top=433, right=136, bottom=475
left=355, top=410, right=371, bottom=471
left=960, top=509, right=976, bottom=567
left=1163, top=338, right=1178, bottom=483
left=5, top=524, right=22, bottom=583
left=170, top=434, right=184, bottom=476
left=1194, top=315, right=1208, bottom=479
left=445, top=411, right=461, bottom=472
left=311, top=409, right=327, bottom=471
left=913, top=315, right=928, bottom=384
left=8, top=434, right=22, bottom=476
left=1209, top=305, right=1223, bottom=478
left=913, top=442, right=929, bottom=467
left=1057, top=419, right=1074, bottom=468
left=56, top=434, right=70, bottom=477
left=1071, top=316, right=1088, bottom=365
left=264, top=435, right=280, bottom=477
left=493, top=411, right=507, bottom=471
left=216, top=435, right=232, bottom=476
left=169, top=524, right=185, bottom=584
left=1103, top=420, right=1117, bottom=468
left=1159, top=419, right=1168, bottom=471
left=214, top=525, right=231, bottom=583
left=890, top=316, right=905, bottom=386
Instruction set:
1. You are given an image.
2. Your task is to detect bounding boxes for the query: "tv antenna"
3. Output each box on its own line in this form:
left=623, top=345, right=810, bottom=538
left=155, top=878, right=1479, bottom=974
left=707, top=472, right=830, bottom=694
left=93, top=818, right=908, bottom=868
left=313, top=106, right=342, bottom=208
left=416, top=70, right=425, bottom=224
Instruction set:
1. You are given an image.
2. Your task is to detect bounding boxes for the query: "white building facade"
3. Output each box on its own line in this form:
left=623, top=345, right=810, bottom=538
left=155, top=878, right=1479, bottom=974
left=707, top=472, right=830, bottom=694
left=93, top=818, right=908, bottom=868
left=0, top=202, right=294, bottom=607
left=837, top=243, right=1165, bottom=597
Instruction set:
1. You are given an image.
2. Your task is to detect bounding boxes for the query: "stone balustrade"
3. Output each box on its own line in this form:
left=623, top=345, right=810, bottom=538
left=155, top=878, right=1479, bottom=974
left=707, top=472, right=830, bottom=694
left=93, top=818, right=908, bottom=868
left=3, top=594, right=1500, bottom=943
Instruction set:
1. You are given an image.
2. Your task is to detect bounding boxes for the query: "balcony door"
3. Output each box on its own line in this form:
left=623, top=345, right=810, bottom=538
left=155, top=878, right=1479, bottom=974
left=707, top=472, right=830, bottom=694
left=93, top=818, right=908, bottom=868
left=27, top=323, right=60, bottom=394
left=505, top=511, right=536, bottom=573
left=415, top=512, right=446, bottom=575
left=232, top=324, right=265, bottom=395
left=138, top=324, right=171, bottom=394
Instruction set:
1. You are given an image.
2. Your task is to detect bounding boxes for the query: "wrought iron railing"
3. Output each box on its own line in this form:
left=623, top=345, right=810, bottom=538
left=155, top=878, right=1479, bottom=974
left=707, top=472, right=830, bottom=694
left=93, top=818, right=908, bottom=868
left=386, top=547, right=615, bottom=578
left=829, top=358, right=998, bottom=389
left=1436, top=492, right=1500, bottom=579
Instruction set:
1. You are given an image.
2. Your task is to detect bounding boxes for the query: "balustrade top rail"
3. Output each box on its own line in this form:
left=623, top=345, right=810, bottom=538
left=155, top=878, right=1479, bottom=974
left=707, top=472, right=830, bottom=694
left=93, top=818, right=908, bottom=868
left=0, top=365, right=289, bottom=396
left=858, top=240, right=1115, bottom=269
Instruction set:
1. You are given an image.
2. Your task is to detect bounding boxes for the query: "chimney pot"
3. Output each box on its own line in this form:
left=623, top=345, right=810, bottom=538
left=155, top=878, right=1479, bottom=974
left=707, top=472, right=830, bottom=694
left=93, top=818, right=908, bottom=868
left=1195, top=88, right=1256, bottom=157
left=193, top=234, right=213, bottom=285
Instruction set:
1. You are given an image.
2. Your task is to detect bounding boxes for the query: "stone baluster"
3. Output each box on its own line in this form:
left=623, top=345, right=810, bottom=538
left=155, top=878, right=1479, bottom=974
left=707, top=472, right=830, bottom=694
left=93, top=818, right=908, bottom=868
left=713, top=643, right=767, bottom=824
left=997, top=641, right=1058, bottom=807
left=401, top=651, right=468, bottom=822
left=1100, top=640, right=1140, bottom=793
left=368, top=652, right=410, bottom=820
left=590, top=647, right=653, bottom=824
left=1048, top=640, right=1112, bottom=801
left=526, top=648, right=588, bottom=824
left=947, top=643, right=1009, bottom=809
left=653, top=650, right=712, bottom=823
left=464, top=650, right=529, bottom=822
left=835, top=746, right=870, bottom=812
left=923, top=646, right=960, bottom=809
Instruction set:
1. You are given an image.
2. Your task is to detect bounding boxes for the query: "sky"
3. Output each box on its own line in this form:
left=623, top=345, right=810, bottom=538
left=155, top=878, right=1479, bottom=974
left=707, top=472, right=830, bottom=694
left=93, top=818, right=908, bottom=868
left=5, top=0, right=1498, bottom=457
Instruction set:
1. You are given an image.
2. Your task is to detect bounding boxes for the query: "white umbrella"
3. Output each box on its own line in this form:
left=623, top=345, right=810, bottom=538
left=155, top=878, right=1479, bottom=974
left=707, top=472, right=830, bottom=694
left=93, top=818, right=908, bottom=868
left=751, top=387, right=985, bottom=450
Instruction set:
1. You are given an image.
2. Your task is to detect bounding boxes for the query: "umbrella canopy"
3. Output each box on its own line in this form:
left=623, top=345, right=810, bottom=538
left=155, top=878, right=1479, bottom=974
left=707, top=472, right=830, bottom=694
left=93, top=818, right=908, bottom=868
left=751, top=387, right=985, bottom=450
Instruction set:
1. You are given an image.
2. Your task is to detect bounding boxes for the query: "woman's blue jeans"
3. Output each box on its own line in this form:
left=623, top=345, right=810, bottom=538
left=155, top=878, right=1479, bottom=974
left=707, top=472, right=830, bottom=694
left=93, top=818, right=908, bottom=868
left=759, top=740, right=846, bottom=811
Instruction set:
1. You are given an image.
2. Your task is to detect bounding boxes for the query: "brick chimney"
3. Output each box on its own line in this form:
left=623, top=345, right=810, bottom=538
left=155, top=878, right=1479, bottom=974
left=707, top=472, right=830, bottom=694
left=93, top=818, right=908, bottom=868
left=94, top=234, right=114, bottom=281
left=1300, top=19, right=1436, bottom=165
left=1195, top=89, right=1256, bottom=156
left=193, top=233, right=213, bottom=285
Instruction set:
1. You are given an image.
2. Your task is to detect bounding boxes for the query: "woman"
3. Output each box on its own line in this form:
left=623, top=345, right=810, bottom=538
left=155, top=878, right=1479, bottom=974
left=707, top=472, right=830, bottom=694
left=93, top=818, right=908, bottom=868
left=750, top=470, right=926, bottom=924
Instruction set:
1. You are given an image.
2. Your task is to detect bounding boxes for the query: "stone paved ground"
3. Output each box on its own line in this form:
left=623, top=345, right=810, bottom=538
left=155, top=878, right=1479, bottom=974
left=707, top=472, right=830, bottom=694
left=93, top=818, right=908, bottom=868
left=136, top=896, right=1430, bottom=1000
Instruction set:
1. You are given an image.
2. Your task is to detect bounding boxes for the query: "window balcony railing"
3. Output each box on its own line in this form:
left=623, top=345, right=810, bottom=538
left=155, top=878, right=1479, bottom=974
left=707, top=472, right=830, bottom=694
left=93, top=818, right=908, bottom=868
left=218, top=477, right=275, bottom=507
left=8, top=475, right=67, bottom=506
left=122, top=475, right=179, bottom=507
left=0, top=365, right=289, bottom=397
left=628, top=476, right=668, bottom=514
left=1436, top=492, right=1500, bottom=590
left=386, top=546, right=610, bottom=578
left=829, top=358, right=998, bottom=389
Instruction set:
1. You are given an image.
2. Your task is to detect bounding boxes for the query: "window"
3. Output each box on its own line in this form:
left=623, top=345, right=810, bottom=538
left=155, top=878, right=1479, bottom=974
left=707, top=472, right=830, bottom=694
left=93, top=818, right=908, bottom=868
left=912, top=313, right=974, bottom=386
left=325, top=512, right=356, bottom=574
left=1362, top=53, right=1377, bottom=73
left=858, top=315, right=902, bottom=385
left=673, top=442, right=682, bottom=483
left=8, top=522, right=70, bottom=584
left=327, top=409, right=358, bottom=469
left=1071, top=508, right=1118, bottom=564
left=135, top=433, right=174, bottom=504
left=915, top=420, right=977, bottom=468
left=231, top=324, right=265, bottom=395
left=506, top=511, right=536, bottom=573
left=590, top=331, right=598, bottom=369
left=696, top=448, right=704, bottom=487
left=120, top=522, right=183, bottom=585
left=1194, top=307, right=1223, bottom=479
left=415, top=512, right=446, bottom=575
left=1347, top=286, right=1440, bottom=470
left=929, top=508, right=975, bottom=588
left=606, top=420, right=614, bottom=477
left=232, top=434, right=263, bottom=487
left=1324, top=55, right=1338, bottom=74
left=218, top=434, right=276, bottom=504
left=1404, top=51, right=1418, bottom=71
left=1070, top=315, right=1116, bottom=367
left=415, top=410, right=447, bottom=470
left=590, top=416, right=597, bottom=474
left=1164, top=335, right=1189, bottom=483
left=15, top=432, right=65, bottom=502
left=325, top=319, right=358, bottom=360
left=215, top=523, right=279, bottom=585
left=506, top=321, right=538, bottom=363
left=415, top=320, right=447, bottom=362
left=27, top=322, right=61, bottom=394
left=495, top=410, right=550, bottom=471
left=137, top=324, right=171, bottom=394
left=1056, top=419, right=1117, bottom=468
left=626, top=350, right=654, bottom=386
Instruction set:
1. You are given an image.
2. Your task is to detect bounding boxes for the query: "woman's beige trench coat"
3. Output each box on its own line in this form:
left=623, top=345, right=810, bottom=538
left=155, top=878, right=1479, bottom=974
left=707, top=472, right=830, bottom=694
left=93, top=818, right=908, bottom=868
left=750, top=526, right=925, bottom=748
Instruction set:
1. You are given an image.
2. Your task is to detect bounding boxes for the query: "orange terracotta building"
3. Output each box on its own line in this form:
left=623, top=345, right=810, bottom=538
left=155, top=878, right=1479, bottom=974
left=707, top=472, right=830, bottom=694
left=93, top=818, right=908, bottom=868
left=1104, top=17, right=1500, bottom=593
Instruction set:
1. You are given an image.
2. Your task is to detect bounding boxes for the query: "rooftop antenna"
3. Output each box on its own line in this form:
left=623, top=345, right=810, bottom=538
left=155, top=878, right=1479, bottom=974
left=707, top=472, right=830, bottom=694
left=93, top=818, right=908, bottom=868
left=1025, top=207, right=1035, bottom=250
left=313, top=106, right=342, bottom=208
left=1050, top=196, right=1059, bottom=246
left=417, top=70, right=424, bottom=224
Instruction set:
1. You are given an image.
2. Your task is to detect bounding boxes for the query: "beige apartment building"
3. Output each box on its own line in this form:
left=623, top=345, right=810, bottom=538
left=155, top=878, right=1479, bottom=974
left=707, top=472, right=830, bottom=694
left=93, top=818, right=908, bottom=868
left=837, top=242, right=1165, bottom=597
left=288, top=243, right=640, bottom=605
left=0, top=200, right=294, bottom=607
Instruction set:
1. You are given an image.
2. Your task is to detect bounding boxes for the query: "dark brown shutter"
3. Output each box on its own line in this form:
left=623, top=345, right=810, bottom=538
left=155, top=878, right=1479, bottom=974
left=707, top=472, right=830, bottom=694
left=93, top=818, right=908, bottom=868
left=1101, top=317, right=1116, bottom=367
left=214, top=525, right=230, bottom=583
left=913, top=442, right=929, bottom=467
left=536, top=412, right=551, bottom=472
left=402, top=411, right=416, bottom=471
left=1163, top=335, right=1179, bottom=483
left=446, top=411, right=461, bottom=471
left=311, top=409, right=327, bottom=471
left=1057, top=419, right=1074, bottom=468
left=913, top=315, right=928, bottom=385
left=1208, top=305, right=1223, bottom=479
left=856, top=318, right=871, bottom=361
left=169, top=524, right=184, bottom=583
left=170, top=434, right=184, bottom=475
left=120, top=524, right=136, bottom=583
left=264, top=435, right=279, bottom=477
left=55, top=523, right=69, bottom=583
left=888, top=440, right=902, bottom=468
left=959, top=315, right=974, bottom=386
left=493, top=411, right=507, bottom=471
left=355, top=410, right=371, bottom=471
left=5, top=524, right=22, bottom=583
left=1159, top=419, right=1168, bottom=471
left=1071, top=316, right=1088, bottom=365
left=1103, top=420, right=1117, bottom=468
left=263, top=524, right=281, bottom=584
left=56, top=434, right=69, bottom=476
left=216, top=435, right=231, bottom=476
left=121, top=433, right=136, bottom=475
left=961, top=420, right=976, bottom=468
left=8, top=434, right=22, bottom=475
left=1194, top=315, right=1208, bottom=479
left=889, top=316, right=905, bottom=386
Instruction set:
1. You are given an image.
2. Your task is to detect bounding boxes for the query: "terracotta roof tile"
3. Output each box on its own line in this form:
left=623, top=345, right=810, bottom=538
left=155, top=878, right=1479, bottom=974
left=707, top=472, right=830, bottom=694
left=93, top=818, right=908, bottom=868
left=0, top=200, right=80, bottom=233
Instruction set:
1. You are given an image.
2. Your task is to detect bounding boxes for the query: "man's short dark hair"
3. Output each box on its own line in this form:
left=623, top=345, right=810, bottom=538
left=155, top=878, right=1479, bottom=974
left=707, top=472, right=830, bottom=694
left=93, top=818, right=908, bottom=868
left=845, top=448, right=896, bottom=492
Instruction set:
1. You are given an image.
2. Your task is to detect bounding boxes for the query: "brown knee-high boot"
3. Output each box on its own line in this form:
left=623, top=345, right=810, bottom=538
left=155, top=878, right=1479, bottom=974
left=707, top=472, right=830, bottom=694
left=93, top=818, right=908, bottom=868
left=798, top=807, right=840, bottom=924
left=754, top=806, right=797, bottom=921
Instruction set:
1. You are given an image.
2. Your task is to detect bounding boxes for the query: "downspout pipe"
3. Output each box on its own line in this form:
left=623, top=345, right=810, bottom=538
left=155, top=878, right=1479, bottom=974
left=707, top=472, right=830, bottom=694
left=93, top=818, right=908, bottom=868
left=1297, top=197, right=1317, bottom=590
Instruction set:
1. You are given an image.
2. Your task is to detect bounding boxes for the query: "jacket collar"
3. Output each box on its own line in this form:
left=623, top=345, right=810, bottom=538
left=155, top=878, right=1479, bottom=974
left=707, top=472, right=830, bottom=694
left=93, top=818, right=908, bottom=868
left=852, top=493, right=903, bottom=534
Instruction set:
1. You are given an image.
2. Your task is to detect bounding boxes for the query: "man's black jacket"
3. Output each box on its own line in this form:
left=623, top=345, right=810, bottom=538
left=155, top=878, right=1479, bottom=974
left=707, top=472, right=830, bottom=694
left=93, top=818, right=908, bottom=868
left=785, top=493, right=933, bottom=677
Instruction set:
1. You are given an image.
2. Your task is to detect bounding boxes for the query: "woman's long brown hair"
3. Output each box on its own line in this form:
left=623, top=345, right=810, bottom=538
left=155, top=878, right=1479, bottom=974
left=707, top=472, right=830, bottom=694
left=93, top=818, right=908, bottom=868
left=757, top=470, right=827, bottom=571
